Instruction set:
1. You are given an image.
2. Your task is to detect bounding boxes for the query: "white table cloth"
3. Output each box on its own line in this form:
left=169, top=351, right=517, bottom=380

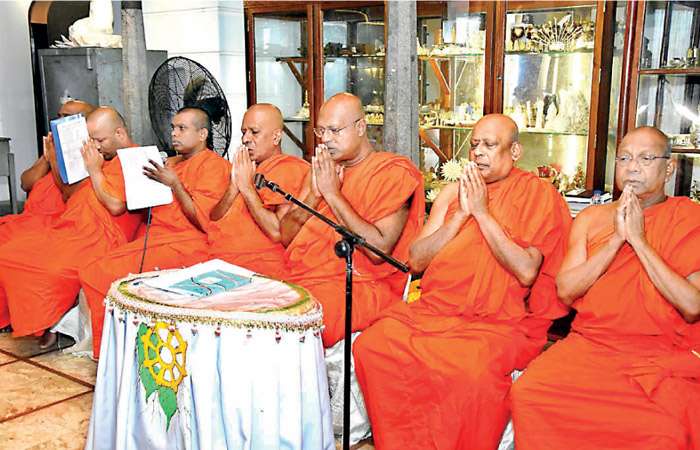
left=86, top=267, right=333, bottom=450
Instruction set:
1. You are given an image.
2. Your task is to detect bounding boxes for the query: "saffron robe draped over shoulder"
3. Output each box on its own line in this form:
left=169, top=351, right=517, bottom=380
left=0, top=155, right=141, bottom=335
left=79, top=149, right=230, bottom=358
left=354, top=168, right=571, bottom=450
left=208, top=153, right=309, bottom=278
left=0, top=172, right=66, bottom=245
left=511, top=196, right=700, bottom=450
left=284, top=151, right=424, bottom=348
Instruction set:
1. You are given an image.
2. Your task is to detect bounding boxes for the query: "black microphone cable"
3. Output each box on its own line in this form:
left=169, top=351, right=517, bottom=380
left=138, top=206, right=153, bottom=273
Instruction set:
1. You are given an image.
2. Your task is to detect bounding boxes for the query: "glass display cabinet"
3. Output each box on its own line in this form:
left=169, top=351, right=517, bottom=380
left=622, top=1, right=700, bottom=198
left=417, top=1, right=616, bottom=193
left=319, top=4, right=386, bottom=148
left=245, top=1, right=618, bottom=193
left=500, top=3, right=599, bottom=193
left=417, top=2, right=494, bottom=171
left=246, top=2, right=385, bottom=159
left=246, top=4, right=313, bottom=159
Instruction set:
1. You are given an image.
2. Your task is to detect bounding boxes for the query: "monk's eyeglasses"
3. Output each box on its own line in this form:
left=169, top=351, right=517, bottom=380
left=313, top=117, right=362, bottom=138
left=615, top=153, right=670, bottom=167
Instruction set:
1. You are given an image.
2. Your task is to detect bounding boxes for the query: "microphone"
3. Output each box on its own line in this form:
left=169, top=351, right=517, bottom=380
left=159, top=151, right=168, bottom=162
left=254, top=173, right=266, bottom=190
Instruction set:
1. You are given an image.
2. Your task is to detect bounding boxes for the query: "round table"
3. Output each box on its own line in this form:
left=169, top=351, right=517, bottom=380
left=86, top=265, right=333, bottom=450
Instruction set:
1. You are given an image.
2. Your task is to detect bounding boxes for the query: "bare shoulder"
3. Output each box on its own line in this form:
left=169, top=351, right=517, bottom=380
left=572, top=202, right=616, bottom=235
left=433, top=182, right=458, bottom=208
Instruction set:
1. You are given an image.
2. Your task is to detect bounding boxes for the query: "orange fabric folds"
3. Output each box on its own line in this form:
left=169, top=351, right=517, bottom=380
left=0, top=156, right=141, bottom=335
left=0, top=173, right=66, bottom=245
left=208, top=153, right=309, bottom=278
left=79, top=150, right=229, bottom=359
left=511, top=196, right=700, bottom=450
left=354, top=168, right=571, bottom=450
left=284, top=152, right=424, bottom=348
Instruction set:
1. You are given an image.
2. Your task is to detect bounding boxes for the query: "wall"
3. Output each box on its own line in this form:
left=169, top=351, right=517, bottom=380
left=0, top=1, right=36, bottom=202
left=142, top=1, right=247, bottom=156
left=0, top=0, right=247, bottom=206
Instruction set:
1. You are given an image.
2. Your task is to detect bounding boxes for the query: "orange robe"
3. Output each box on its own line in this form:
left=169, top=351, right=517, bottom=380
left=0, top=155, right=142, bottom=334
left=79, top=149, right=229, bottom=358
left=0, top=172, right=65, bottom=245
left=353, top=168, right=571, bottom=450
left=208, top=153, right=309, bottom=278
left=511, top=196, right=700, bottom=450
left=284, top=152, right=424, bottom=348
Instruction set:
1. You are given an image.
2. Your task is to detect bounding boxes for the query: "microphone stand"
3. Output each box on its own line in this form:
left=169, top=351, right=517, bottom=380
left=255, top=174, right=408, bottom=450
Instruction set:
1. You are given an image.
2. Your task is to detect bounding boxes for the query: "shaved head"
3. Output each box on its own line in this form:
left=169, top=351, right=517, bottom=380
left=316, top=92, right=371, bottom=165
left=622, top=126, right=671, bottom=157
left=58, top=100, right=95, bottom=118
left=322, top=92, right=365, bottom=119
left=247, top=103, right=283, bottom=129
left=178, top=107, right=210, bottom=130
left=88, top=106, right=127, bottom=129
left=86, top=107, right=132, bottom=160
left=469, top=113, right=522, bottom=183
left=240, top=103, right=284, bottom=162
left=473, top=114, right=519, bottom=145
left=615, top=125, right=674, bottom=199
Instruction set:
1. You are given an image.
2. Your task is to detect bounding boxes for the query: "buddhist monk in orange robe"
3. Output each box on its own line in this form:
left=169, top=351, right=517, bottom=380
left=0, top=107, right=142, bottom=347
left=79, top=107, right=230, bottom=359
left=280, top=93, right=424, bottom=348
left=353, top=114, right=572, bottom=450
left=511, top=126, right=700, bottom=449
left=208, top=104, right=309, bottom=278
left=0, top=100, right=95, bottom=245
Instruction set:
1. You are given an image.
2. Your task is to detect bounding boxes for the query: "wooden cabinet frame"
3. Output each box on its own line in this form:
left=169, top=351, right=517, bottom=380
left=245, top=1, right=384, bottom=160
left=245, top=1, right=617, bottom=190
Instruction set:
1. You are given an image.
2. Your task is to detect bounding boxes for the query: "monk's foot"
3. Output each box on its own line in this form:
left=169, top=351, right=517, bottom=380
left=38, top=330, right=57, bottom=349
left=0, top=325, right=11, bottom=334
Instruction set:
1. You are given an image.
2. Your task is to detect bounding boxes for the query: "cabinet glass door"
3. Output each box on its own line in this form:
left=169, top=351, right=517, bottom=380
left=635, top=1, right=700, bottom=197
left=321, top=4, right=385, bottom=148
left=503, top=4, right=597, bottom=193
left=418, top=2, right=488, bottom=172
left=253, top=11, right=311, bottom=158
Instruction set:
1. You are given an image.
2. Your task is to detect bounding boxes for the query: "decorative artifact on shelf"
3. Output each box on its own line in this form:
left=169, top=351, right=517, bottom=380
left=364, top=95, right=384, bottom=126
left=552, top=163, right=585, bottom=193
left=419, top=102, right=480, bottom=129
left=665, top=47, right=700, bottom=69
left=290, top=92, right=310, bottom=121
left=324, top=41, right=385, bottom=58
left=507, top=15, right=594, bottom=53
left=506, top=86, right=588, bottom=134
left=673, top=102, right=700, bottom=147
left=690, top=181, right=700, bottom=204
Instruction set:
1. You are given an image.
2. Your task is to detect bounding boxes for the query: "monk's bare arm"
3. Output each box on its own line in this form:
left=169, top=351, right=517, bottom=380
left=280, top=172, right=319, bottom=246
left=475, top=211, right=543, bottom=287
left=555, top=206, right=624, bottom=305
left=143, top=159, right=203, bottom=232
left=324, top=190, right=410, bottom=264
left=82, top=142, right=126, bottom=216
left=171, top=180, right=202, bottom=231
left=210, top=178, right=239, bottom=221
left=87, top=169, right=126, bottom=215
left=409, top=184, right=466, bottom=273
left=238, top=184, right=287, bottom=242
left=465, top=164, right=541, bottom=287
left=631, top=240, right=700, bottom=323
left=20, top=157, right=50, bottom=192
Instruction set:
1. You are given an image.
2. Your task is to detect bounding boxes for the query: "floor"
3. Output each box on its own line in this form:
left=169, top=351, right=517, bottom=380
left=0, top=330, right=374, bottom=450
left=0, top=332, right=96, bottom=450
